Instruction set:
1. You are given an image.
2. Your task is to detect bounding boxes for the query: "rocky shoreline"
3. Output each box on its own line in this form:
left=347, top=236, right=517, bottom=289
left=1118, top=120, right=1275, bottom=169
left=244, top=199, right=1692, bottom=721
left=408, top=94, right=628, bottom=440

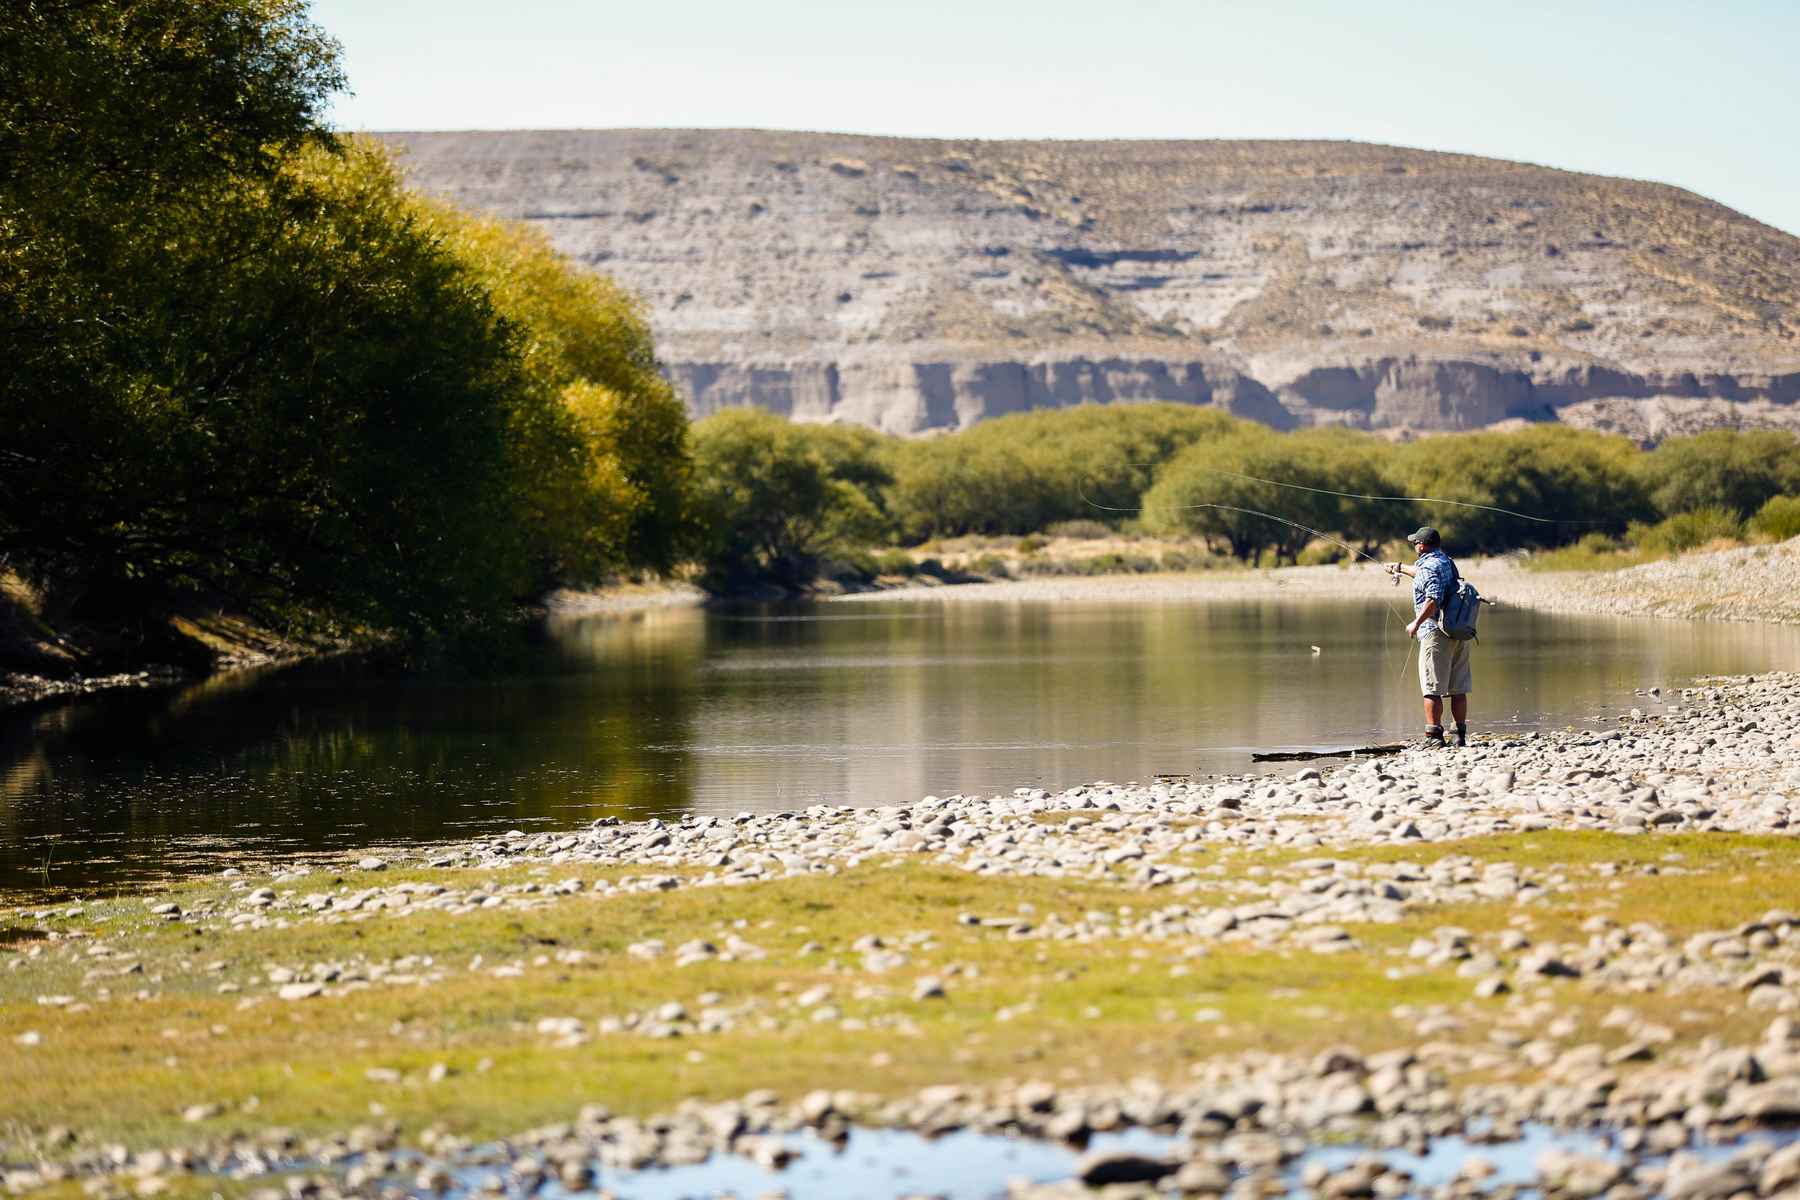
left=6, top=672, right=1800, bottom=1198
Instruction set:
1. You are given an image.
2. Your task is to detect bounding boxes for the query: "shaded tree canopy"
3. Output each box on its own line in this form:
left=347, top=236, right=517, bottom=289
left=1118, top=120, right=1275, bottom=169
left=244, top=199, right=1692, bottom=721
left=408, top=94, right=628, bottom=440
left=2, top=1, right=691, bottom=642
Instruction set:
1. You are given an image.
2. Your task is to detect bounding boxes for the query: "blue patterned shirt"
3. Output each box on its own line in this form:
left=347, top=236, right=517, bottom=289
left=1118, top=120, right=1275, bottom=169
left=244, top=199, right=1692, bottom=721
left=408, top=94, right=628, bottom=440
left=1412, top=548, right=1458, bottom=634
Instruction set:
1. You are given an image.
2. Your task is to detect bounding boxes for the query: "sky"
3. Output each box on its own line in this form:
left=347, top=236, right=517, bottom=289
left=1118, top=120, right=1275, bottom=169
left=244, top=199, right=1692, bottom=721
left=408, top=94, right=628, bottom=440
left=311, top=0, right=1800, bottom=236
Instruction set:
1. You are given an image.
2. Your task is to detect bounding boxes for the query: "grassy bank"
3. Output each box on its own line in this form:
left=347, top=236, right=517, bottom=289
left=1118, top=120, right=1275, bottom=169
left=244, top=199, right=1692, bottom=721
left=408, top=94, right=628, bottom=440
left=1, top=830, right=1788, bottom=1153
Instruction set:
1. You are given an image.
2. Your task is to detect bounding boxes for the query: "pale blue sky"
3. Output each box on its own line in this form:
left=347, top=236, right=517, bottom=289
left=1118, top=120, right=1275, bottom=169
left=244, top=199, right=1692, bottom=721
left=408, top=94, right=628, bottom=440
left=312, top=0, right=1800, bottom=235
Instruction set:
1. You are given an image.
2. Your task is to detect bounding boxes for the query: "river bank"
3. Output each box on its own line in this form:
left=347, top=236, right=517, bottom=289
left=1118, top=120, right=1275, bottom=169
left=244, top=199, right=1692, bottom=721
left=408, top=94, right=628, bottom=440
left=5, top=671, right=1800, bottom=1198
left=833, top=536, right=1800, bottom=626
left=9, top=537, right=1791, bottom=716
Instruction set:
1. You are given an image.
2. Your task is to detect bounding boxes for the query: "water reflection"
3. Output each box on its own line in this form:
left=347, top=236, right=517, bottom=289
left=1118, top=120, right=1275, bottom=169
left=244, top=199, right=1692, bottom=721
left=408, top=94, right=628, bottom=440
left=0, top=606, right=706, bottom=897
left=5, top=597, right=1799, bottom=899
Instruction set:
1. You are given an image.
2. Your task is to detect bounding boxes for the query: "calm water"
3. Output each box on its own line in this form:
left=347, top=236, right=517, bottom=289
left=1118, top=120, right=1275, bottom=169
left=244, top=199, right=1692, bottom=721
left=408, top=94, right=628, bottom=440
left=6, top=597, right=1800, bottom=897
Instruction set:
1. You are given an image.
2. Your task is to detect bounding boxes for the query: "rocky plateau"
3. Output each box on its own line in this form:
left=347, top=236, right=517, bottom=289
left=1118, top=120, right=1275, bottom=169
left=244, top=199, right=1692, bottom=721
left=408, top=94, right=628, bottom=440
left=381, top=130, right=1800, bottom=440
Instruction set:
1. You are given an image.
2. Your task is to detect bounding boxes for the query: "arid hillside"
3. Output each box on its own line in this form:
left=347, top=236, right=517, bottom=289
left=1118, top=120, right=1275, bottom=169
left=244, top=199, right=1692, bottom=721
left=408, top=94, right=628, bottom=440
left=382, top=130, right=1800, bottom=438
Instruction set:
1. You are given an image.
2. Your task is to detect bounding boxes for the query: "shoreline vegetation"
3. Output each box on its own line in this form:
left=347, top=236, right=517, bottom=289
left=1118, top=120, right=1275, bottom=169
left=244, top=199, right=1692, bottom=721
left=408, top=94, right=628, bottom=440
left=6, top=671, right=1800, bottom=1198
left=8, top=532, right=1799, bottom=714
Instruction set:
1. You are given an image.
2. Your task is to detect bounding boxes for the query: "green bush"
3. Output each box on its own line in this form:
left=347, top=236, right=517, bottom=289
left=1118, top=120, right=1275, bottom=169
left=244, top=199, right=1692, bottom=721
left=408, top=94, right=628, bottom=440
left=1642, top=431, right=1800, bottom=518
left=1523, top=532, right=1646, bottom=572
left=1044, top=519, right=1113, bottom=540
left=689, top=410, right=889, bottom=591
left=1392, top=426, right=1650, bottom=554
left=1628, top=506, right=1743, bottom=556
left=870, top=549, right=918, bottom=576
left=1751, top=496, right=1800, bottom=542
left=885, top=403, right=1242, bottom=539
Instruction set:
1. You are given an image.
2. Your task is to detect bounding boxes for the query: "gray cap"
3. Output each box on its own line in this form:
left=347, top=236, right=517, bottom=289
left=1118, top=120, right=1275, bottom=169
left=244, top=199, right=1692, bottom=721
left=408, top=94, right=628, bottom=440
left=1406, top=526, right=1441, bottom=546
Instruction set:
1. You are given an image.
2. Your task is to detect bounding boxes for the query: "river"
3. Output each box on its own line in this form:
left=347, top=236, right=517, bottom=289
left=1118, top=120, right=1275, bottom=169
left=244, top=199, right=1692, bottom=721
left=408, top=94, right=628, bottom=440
left=5, top=597, right=1798, bottom=897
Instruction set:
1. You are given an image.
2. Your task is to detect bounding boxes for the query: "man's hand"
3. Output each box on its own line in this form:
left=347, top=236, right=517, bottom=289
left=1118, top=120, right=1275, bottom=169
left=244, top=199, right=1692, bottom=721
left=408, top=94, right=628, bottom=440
left=1405, top=619, right=1421, bottom=638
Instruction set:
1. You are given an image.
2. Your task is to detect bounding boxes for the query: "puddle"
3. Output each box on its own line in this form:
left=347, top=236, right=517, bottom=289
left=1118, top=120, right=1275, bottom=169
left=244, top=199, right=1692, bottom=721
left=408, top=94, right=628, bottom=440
left=1302, top=1123, right=1611, bottom=1190
left=451, top=1127, right=1178, bottom=1200
left=388, top=1122, right=1796, bottom=1200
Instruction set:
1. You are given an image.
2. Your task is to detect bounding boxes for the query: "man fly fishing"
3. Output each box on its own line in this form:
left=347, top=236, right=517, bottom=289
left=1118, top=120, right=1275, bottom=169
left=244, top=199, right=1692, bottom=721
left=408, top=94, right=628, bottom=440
left=1386, top=526, right=1472, bottom=748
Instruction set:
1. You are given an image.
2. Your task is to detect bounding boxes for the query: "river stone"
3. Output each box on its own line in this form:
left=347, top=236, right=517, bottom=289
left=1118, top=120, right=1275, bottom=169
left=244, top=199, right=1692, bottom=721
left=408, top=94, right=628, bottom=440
left=1720, top=1080, right=1800, bottom=1122
left=1074, top=1150, right=1177, bottom=1186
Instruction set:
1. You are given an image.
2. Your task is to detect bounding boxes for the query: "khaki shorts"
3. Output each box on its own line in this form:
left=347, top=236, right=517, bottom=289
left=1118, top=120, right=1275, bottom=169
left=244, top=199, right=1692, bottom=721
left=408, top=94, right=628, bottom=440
left=1418, top=628, right=1473, bottom=697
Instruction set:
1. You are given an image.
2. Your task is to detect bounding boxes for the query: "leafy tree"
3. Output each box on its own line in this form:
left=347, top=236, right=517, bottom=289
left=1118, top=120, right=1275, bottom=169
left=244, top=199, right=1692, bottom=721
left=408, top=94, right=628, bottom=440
left=1641, top=431, right=1800, bottom=519
left=885, top=403, right=1241, bottom=539
left=1283, top=428, right=1409, bottom=552
left=3, top=0, right=346, bottom=602
left=2, top=3, right=692, bottom=644
left=420, top=197, right=693, bottom=576
left=690, top=411, right=888, bottom=589
left=1141, top=429, right=1349, bottom=564
left=1391, top=426, right=1649, bottom=553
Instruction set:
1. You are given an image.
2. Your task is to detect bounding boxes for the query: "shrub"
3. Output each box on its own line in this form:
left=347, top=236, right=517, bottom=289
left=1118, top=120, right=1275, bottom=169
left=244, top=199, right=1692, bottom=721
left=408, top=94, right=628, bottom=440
left=1523, top=532, right=1646, bottom=573
left=1628, top=506, right=1743, bottom=556
left=1044, top=519, right=1113, bottom=540
left=1016, top=534, right=1047, bottom=554
left=884, top=403, right=1242, bottom=539
left=1642, top=431, right=1800, bottom=518
left=1751, top=496, right=1800, bottom=542
left=870, top=549, right=918, bottom=576
left=689, top=409, right=887, bottom=591
left=1392, top=426, right=1650, bottom=553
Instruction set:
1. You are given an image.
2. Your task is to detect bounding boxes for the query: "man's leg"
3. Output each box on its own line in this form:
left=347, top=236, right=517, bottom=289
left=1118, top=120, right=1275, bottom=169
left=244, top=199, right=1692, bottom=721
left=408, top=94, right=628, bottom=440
left=1418, top=631, right=1447, bottom=744
left=1449, top=640, right=1472, bottom=746
left=1421, top=695, right=1445, bottom=743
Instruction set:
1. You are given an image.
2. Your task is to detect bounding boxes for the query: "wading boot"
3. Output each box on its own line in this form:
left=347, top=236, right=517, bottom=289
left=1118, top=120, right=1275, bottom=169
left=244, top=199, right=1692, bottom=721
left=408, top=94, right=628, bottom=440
left=1455, top=723, right=1468, bottom=747
left=1423, top=725, right=1446, bottom=748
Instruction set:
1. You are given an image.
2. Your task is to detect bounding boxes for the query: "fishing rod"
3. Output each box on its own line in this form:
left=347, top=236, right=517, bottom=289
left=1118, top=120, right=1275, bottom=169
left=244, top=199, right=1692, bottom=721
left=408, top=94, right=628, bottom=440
left=1197, top=469, right=1612, bottom=527
left=1075, top=475, right=1422, bottom=705
left=1075, top=468, right=1535, bottom=730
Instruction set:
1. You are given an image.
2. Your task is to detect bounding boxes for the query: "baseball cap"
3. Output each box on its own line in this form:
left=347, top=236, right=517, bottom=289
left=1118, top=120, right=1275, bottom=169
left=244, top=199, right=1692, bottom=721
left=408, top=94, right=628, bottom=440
left=1406, top=526, right=1441, bottom=546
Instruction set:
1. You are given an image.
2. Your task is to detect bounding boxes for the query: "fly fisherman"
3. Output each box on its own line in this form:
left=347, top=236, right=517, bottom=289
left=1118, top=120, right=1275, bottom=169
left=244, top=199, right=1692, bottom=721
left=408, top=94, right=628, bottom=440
left=1386, top=526, right=1471, bottom=747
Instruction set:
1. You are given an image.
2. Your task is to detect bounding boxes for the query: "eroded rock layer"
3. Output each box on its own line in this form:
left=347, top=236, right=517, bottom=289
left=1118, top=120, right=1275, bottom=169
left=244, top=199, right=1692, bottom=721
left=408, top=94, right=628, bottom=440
left=381, top=130, right=1800, bottom=437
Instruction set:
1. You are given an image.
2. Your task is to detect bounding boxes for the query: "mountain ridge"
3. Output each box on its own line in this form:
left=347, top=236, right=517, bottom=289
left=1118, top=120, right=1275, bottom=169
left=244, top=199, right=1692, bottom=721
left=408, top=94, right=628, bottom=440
left=379, top=129, right=1800, bottom=439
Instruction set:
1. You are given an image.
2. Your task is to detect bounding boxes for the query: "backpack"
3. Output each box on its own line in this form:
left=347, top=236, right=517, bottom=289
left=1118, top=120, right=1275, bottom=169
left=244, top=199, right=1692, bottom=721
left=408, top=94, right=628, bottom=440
left=1439, top=566, right=1483, bottom=641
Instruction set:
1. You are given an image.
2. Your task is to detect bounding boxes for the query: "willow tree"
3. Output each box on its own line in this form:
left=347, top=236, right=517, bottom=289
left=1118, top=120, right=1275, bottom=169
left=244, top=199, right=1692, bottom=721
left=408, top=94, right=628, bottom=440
left=689, top=410, right=889, bottom=589
left=2, top=2, right=691, bottom=641
left=2, top=0, right=344, bottom=609
left=417, top=198, right=693, bottom=579
left=1140, top=429, right=1351, bottom=564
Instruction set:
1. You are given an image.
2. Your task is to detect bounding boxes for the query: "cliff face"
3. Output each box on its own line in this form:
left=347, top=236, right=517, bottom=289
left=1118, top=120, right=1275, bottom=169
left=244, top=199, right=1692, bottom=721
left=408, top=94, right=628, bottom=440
left=381, top=130, right=1800, bottom=439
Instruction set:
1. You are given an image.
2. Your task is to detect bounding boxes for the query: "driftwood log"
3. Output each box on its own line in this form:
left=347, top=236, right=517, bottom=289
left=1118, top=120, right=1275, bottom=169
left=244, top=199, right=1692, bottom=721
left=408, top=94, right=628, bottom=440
left=1250, top=743, right=1406, bottom=763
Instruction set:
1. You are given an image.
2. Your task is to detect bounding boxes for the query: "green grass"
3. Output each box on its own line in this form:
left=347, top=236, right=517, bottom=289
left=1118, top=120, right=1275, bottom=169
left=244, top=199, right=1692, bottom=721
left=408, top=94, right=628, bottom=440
left=1, top=832, right=1796, bottom=1153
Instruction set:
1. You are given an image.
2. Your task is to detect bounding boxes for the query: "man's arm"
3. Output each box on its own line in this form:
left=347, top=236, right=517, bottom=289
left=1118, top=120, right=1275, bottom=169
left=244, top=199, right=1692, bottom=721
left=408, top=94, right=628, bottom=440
left=1386, top=562, right=1416, bottom=579
left=1406, top=560, right=1449, bottom=636
left=1407, top=596, right=1438, bottom=638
